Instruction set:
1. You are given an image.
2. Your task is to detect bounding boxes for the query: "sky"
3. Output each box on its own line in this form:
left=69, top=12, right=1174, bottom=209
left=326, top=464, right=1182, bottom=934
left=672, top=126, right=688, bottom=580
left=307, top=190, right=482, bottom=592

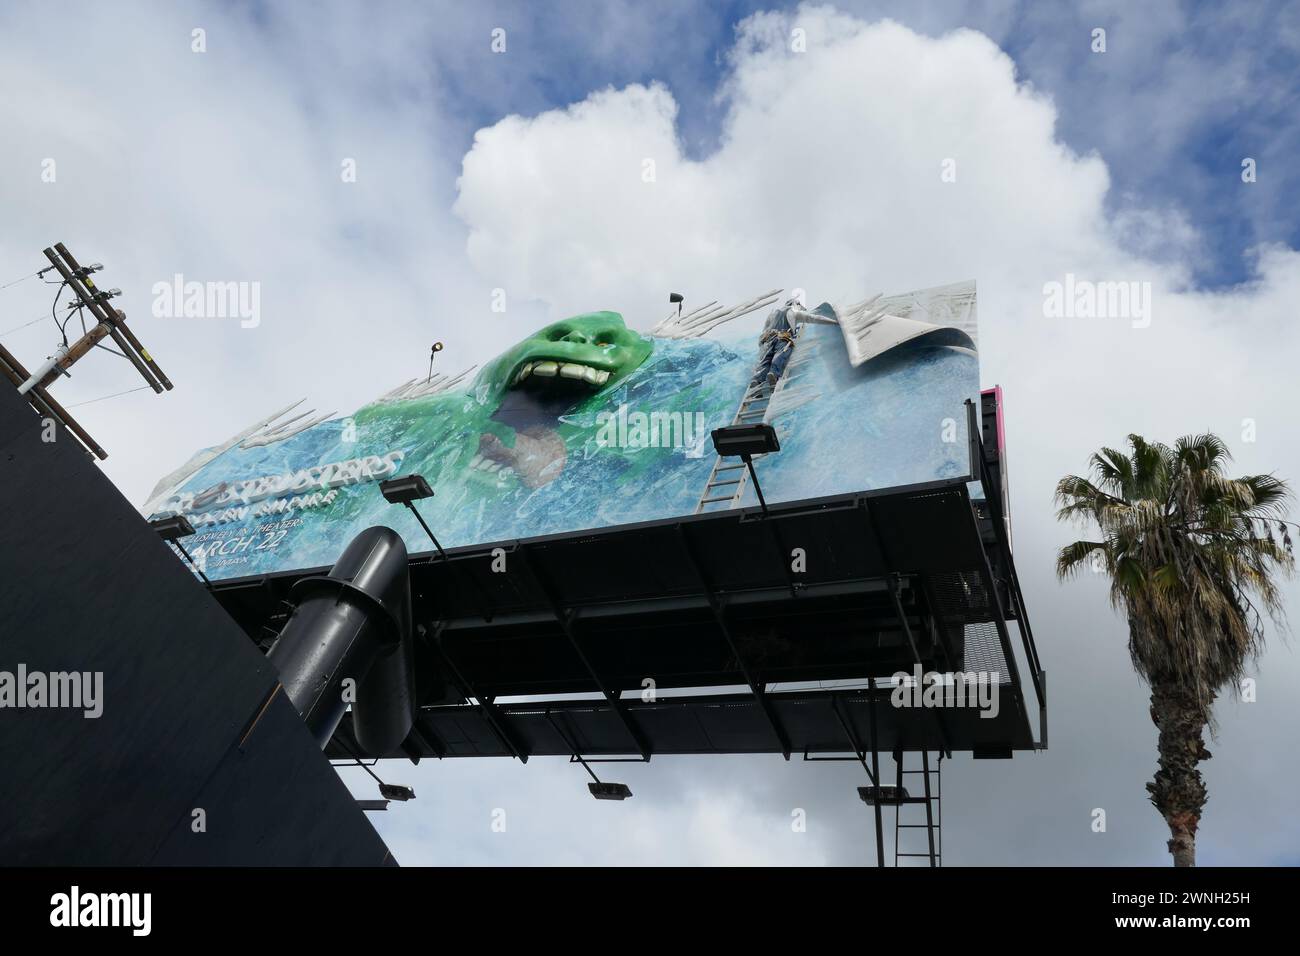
left=2, top=0, right=1299, bottom=864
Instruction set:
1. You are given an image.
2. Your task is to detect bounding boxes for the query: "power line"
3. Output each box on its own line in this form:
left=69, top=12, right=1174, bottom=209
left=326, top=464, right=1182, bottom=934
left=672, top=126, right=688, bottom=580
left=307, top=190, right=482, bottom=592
left=64, top=385, right=153, bottom=409
left=0, top=269, right=43, bottom=292
left=0, top=314, right=48, bottom=338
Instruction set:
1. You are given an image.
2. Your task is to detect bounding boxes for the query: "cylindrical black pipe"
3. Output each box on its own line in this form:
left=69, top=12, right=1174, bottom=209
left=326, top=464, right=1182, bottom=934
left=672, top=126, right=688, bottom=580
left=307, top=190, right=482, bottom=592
left=267, top=526, right=415, bottom=753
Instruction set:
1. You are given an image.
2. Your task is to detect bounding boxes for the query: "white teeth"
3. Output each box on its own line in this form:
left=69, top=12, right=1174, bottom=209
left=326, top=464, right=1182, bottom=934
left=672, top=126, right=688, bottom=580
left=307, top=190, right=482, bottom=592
left=513, top=359, right=610, bottom=386
left=469, top=454, right=483, bottom=468
left=486, top=462, right=500, bottom=472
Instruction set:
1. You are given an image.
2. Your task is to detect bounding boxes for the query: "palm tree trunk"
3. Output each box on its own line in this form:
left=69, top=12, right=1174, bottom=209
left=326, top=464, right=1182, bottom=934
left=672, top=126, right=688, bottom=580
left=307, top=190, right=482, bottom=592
left=1146, top=680, right=1211, bottom=867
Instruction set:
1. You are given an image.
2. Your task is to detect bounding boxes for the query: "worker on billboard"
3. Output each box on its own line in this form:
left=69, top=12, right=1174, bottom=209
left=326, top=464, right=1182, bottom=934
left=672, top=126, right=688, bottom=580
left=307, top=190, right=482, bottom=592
left=750, top=299, right=798, bottom=390
left=750, top=296, right=836, bottom=390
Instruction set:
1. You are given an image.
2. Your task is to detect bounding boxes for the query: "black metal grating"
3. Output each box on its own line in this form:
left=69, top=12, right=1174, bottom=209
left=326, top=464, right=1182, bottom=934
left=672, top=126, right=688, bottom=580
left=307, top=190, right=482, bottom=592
left=926, top=569, right=993, bottom=624
left=960, top=621, right=1011, bottom=682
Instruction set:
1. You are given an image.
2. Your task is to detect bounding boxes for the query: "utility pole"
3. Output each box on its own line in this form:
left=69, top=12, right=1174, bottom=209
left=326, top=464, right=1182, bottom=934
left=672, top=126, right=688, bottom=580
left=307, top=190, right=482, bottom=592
left=37, top=242, right=172, bottom=392
left=0, top=242, right=172, bottom=460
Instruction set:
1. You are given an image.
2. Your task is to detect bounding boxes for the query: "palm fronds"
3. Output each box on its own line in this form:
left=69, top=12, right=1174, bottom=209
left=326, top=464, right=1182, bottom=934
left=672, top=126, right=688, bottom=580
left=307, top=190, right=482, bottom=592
left=1055, top=433, right=1294, bottom=718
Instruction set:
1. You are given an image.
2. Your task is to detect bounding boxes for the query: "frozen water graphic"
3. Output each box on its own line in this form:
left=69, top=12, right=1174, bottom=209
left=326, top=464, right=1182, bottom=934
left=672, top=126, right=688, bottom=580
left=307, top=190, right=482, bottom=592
left=746, top=322, right=976, bottom=508
left=149, top=324, right=977, bottom=579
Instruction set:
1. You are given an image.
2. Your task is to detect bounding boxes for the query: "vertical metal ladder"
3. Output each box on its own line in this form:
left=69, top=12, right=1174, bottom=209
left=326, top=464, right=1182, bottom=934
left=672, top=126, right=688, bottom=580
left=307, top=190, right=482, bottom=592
left=694, top=325, right=811, bottom=514
left=893, top=750, right=943, bottom=867
left=693, top=383, right=773, bottom=513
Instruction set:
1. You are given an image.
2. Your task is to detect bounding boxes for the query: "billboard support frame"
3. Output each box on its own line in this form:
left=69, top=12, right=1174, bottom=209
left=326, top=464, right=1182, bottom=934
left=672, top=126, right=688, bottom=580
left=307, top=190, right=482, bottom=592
left=424, top=621, right=531, bottom=763
left=675, top=521, right=794, bottom=760
left=965, top=398, right=1046, bottom=746
left=517, top=543, right=653, bottom=761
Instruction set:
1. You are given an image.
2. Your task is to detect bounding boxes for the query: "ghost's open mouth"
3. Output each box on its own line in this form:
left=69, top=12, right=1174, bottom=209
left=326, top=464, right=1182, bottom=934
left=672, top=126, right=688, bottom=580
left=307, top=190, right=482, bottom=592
left=511, top=359, right=612, bottom=388
left=483, top=312, right=652, bottom=398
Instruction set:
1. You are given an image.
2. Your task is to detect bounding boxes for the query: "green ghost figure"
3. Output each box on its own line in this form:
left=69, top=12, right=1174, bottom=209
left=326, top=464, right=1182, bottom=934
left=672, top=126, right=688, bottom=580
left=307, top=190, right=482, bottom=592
left=469, top=312, right=652, bottom=489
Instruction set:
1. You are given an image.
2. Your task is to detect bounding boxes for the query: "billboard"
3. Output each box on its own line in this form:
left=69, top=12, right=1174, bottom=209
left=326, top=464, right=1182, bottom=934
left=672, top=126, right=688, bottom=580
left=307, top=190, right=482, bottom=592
left=142, top=281, right=980, bottom=580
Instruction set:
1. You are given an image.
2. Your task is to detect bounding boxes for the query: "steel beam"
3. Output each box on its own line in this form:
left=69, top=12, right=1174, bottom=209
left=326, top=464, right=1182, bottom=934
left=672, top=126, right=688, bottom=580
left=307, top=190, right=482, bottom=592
left=675, top=522, right=793, bottom=759
left=516, top=544, right=652, bottom=760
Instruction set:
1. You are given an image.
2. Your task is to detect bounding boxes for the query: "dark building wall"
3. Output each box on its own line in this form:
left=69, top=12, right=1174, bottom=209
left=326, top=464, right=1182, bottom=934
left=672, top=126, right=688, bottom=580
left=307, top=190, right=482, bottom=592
left=0, top=384, right=393, bottom=865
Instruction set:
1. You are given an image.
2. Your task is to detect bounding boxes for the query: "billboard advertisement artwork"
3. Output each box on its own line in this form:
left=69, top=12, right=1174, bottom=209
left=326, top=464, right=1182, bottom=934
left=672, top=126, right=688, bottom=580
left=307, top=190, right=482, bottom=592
left=142, top=281, right=981, bottom=580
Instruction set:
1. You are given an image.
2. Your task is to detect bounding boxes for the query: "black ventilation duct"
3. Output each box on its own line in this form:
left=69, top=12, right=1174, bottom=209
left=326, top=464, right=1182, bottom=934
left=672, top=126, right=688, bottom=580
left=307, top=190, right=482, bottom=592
left=268, top=526, right=416, bottom=754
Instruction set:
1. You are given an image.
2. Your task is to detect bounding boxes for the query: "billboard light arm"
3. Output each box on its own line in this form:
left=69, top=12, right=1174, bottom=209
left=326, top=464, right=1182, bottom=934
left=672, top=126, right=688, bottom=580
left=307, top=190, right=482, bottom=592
left=170, top=539, right=210, bottom=586
left=421, top=622, right=529, bottom=763
left=743, top=454, right=769, bottom=515
left=404, top=503, right=494, bottom=621
left=545, top=713, right=636, bottom=799
left=148, top=515, right=210, bottom=585
left=333, top=736, right=416, bottom=801
left=381, top=477, right=494, bottom=622
left=829, top=693, right=877, bottom=786
left=674, top=522, right=793, bottom=759
left=518, top=544, right=653, bottom=761
left=404, top=501, right=449, bottom=562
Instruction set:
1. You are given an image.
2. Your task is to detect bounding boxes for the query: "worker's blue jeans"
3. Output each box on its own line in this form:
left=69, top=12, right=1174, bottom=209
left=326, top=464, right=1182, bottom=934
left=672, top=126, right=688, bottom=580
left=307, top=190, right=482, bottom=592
left=751, top=340, right=794, bottom=386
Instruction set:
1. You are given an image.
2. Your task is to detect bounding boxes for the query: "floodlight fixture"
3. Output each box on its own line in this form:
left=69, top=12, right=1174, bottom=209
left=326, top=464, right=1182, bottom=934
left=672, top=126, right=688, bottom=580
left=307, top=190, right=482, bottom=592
left=588, top=781, right=633, bottom=801
left=341, top=749, right=417, bottom=803
left=710, top=424, right=781, bottom=514
left=381, top=473, right=446, bottom=559
left=379, top=473, right=493, bottom=620
left=379, top=474, right=434, bottom=505
left=379, top=783, right=416, bottom=802
left=711, top=423, right=779, bottom=458
left=148, top=514, right=195, bottom=541
left=149, top=514, right=209, bottom=585
left=857, top=785, right=908, bottom=806
left=669, top=291, right=684, bottom=318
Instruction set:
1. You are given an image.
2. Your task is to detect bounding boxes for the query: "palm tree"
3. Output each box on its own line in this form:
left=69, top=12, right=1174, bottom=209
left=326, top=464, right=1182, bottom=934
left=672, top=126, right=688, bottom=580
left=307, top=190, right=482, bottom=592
left=1055, top=433, right=1293, bottom=866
